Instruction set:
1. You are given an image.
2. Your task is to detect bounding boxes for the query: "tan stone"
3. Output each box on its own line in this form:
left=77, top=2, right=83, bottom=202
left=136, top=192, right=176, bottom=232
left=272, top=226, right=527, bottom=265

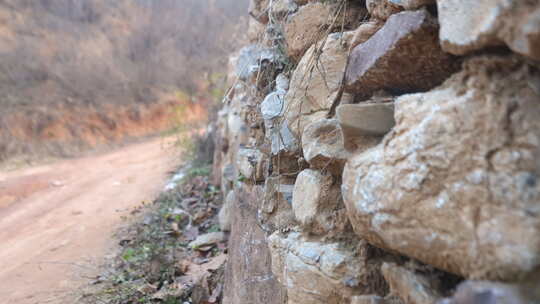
left=283, top=2, right=365, bottom=60
left=292, top=169, right=349, bottom=235
left=249, top=0, right=270, bottom=24
left=337, top=102, right=395, bottom=136
left=336, top=103, right=389, bottom=152
left=438, top=0, right=540, bottom=60
left=342, top=56, right=540, bottom=280
left=247, top=17, right=266, bottom=43
left=381, top=263, right=441, bottom=304
left=366, top=0, right=403, bottom=20
left=284, top=32, right=353, bottom=138
left=302, top=119, right=350, bottom=176
left=283, top=2, right=333, bottom=60
left=351, top=21, right=383, bottom=49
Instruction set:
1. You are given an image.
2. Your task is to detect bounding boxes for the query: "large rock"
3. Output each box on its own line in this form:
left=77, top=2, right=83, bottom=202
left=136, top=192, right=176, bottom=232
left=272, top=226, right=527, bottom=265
left=342, top=56, right=540, bottom=280
left=284, top=32, right=352, bottom=138
left=302, top=119, right=350, bottom=176
left=283, top=2, right=365, bottom=60
left=345, top=10, right=458, bottom=97
left=438, top=0, right=540, bottom=60
left=268, top=232, right=380, bottom=304
left=223, top=184, right=287, bottom=304
left=292, top=169, right=350, bottom=235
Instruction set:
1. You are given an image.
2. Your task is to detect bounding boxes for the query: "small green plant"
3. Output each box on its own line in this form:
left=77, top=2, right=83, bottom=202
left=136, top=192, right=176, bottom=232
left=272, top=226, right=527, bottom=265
left=81, top=169, right=223, bottom=304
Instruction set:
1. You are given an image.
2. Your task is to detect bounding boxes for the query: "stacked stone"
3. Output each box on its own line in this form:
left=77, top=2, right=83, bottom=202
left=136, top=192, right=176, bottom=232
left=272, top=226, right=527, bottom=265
left=214, top=1, right=540, bottom=304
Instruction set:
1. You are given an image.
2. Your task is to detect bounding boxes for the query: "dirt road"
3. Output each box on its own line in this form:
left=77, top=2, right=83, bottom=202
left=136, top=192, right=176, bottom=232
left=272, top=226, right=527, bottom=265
left=0, top=137, right=180, bottom=304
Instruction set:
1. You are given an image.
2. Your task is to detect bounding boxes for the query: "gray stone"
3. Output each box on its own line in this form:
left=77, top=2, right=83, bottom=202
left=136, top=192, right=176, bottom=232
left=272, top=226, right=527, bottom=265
left=438, top=281, right=539, bottom=304
left=261, top=79, right=300, bottom=157
left=351, top=295, right=386, bottom=304
left=235, top=45, right=282, bottom=84
left=275, top=73, right=290, bottom=93
left=345, top=10, right=458, bottom=97
left=270, top=122, right=299, bottom=156
left=189, top=232, right=226, bottom=250
left=261, top=92, right=285, bottom=120
left=342, top=56, right=540, bottom=280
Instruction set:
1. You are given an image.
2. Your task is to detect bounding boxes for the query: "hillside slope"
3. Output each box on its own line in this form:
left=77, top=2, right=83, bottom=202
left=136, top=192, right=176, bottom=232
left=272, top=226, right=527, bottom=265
left=0, top=0, right=248, bottom=163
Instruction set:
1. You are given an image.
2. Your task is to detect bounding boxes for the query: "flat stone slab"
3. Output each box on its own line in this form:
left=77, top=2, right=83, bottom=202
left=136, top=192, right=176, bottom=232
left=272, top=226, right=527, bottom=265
left=337, top=102, right=395, bottom=137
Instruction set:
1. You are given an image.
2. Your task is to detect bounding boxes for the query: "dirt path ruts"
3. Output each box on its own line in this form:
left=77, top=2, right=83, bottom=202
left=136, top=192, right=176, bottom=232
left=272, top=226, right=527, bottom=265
left=0, top=137, right=180, bottom=304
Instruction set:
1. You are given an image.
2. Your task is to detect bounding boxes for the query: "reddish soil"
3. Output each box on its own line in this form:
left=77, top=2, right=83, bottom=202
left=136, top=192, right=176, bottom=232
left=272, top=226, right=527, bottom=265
left=0, top=137, right=181, bottom=304
left=0, top=99, right=207, bottom=162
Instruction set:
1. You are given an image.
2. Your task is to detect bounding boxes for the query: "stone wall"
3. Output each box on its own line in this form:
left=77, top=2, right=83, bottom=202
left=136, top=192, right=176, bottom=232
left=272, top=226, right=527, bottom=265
left=214, top=1, right=540, bottom=303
